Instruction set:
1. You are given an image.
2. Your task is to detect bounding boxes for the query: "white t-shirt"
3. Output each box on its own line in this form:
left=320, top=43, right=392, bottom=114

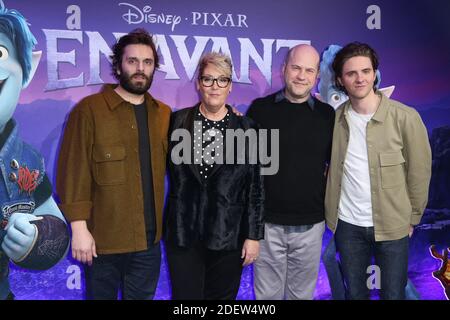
left=338, top=106, right=375, bottom=227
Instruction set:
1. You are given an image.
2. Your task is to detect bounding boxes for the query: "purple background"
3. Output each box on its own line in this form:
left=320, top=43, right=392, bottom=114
left=5, top=0, right=450, bottom=299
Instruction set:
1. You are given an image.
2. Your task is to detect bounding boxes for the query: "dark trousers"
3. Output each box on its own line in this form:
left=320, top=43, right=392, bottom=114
left=166, top=243, right=243, bottom=300
left=84, top=242, right=161, bottom=300
left=323, top=236, right=347, bottom=300
left=335, top=219, right=409, bottom=300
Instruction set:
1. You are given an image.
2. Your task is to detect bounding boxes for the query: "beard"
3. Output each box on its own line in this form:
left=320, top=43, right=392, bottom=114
left=119, top=70, right=154, bottom=95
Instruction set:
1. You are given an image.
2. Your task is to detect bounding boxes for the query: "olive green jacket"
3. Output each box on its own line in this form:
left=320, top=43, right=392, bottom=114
left=57, top=84, right=171, bottom=254
left=325, top=92, right=432, bottom=241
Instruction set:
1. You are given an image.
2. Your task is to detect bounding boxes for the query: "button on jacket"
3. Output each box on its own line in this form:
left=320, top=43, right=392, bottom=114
left=57, top=84, right=171, bottom=254
left=325, top=92, right=432, bottom=241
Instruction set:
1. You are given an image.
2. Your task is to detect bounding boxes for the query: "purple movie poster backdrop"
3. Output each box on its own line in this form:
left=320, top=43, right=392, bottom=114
left=6, top=0, right=450, bottom=299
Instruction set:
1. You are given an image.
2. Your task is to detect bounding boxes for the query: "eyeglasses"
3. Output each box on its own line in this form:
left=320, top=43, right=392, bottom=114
left=199, top=76, right=231, bottom=88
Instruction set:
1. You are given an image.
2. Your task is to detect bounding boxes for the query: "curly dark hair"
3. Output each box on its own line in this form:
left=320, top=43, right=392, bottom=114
left=332, top=42, right=379, bottom=93
left=110, top=28, right=159, bottom=80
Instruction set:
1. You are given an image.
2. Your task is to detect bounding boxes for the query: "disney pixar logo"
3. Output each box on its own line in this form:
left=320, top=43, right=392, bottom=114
left=119, top=2, right=248, bottom=32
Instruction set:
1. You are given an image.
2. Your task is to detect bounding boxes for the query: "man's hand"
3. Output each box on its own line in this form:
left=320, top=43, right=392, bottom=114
left=71, top=220, right=97, bottom=265
left=1, top=213, right=42, bottom=262
left=409, top=225, right=414, bottom=238
left=241, top=239, right=260, bottom=266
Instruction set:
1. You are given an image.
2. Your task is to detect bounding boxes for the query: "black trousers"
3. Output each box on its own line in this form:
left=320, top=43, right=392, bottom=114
left=84, top=242, right=161, bottom=300
left=166, top=242, right=243, bottom=300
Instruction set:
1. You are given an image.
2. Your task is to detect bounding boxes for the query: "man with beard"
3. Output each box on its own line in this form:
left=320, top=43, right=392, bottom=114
left=56, top=29, right=171, bottom=300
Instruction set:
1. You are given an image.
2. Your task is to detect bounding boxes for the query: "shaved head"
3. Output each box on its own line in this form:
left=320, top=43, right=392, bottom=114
left=286, top=44, right=320, bottom=71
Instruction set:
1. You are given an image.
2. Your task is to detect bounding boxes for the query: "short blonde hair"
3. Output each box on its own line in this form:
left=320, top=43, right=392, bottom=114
left=197, top=52, right=233, bottom=79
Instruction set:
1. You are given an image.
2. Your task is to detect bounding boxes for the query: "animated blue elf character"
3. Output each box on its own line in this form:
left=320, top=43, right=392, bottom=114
left=0, top=1, right=69, bottom=299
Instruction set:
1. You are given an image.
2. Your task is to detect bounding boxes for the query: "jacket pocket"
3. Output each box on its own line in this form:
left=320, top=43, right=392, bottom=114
left=379, top=151, right=406, bottom=189
left=93, top=145, right=126, bottom=185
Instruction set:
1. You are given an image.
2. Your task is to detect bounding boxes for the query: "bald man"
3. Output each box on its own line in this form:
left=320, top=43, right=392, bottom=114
left=247, top=44, right=335, bottom=299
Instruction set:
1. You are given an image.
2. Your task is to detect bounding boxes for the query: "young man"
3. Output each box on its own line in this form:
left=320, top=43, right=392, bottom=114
left=57, top=29, right=171, bottom=300
left=247, top=44, right=335, bottom=299
left=325, top=42, right=432, bottom=299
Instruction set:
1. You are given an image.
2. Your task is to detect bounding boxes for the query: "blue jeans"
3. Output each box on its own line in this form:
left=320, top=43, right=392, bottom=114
left=322, top=237, right=347, bottom=300
left=84, top=242, right=161, bottom=300
left=334, top=219, right=409, bottom=300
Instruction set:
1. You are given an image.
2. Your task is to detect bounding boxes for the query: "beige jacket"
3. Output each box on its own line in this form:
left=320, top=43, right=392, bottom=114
left=325, top=92, right=432, bottom=241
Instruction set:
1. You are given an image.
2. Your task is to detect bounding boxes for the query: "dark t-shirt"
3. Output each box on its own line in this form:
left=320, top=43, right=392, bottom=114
left=133, top=102, right=156, bottom=244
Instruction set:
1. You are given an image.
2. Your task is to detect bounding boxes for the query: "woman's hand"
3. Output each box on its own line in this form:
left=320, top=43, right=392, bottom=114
left=241, top=239, right=260, bottom=266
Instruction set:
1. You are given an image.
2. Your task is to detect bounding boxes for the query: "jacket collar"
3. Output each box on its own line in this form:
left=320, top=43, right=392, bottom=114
left=0, top=119, right=20, bottom=161
left=183, top=103, right=237, bottom=183
left=274, top=89, right=316, bottom=110
left=339, top=90, right=388, bottom=123
left=182, top=103, right=238, bottom=132
left=371, top=91, right=389, bottom=123
left=101, top=84, right=159, bottom=111
left=0, top=119, right=24, bottom=200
